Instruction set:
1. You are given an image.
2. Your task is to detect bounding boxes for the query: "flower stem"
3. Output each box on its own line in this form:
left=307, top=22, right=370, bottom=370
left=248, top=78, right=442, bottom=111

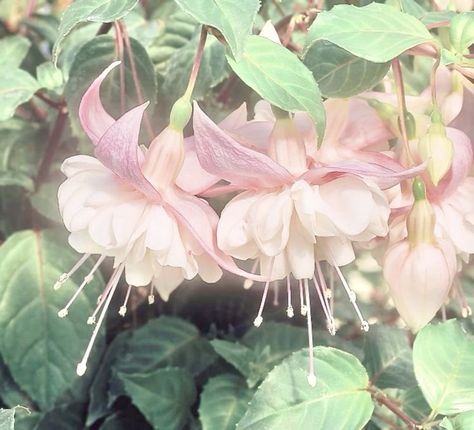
left=430, top=56, right=441, bottom=109
left=391, top=58, right=415, bottom=166
left=184, top=26, right=208, bottom=101
left=369, top=387, right=420, bottom=430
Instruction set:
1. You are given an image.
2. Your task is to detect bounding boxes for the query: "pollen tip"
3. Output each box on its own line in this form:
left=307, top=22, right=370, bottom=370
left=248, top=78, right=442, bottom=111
left=300, top=305, right=308, bottom=316
left=87, top=316, right=96, bottom=325
left=328, top=323, right=337, bottom=336
left=148, top=295, right=155, bottom=305
left=253, top=316, right=263, bottom=327
left=118, top=306, right=127, bottom=317
left=58, top=309, right=68, bottom=318
left=243, top=279, right=254, bottom=289
left=76, top=362, right=87, bottom=376
left=286, top=306, right=294, bottom=318
left=361, top=321, right=370, bottom=332
left=84, top=274, right=94, bottom=284
left=307, top=373, right=317, bottom=387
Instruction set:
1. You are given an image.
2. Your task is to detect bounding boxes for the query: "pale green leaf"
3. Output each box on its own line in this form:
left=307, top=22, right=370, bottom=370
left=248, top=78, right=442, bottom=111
left=303, top=40, right=390, bottom=98
left=399, top=0, right=426, bottom=19
left=199, top=374, right=253, bottom=430
left=174, top=0, right=260, bottom=58
left=237, top=347, right=374, bottom=430
left=449, top=411, right=474, bottom=430
left=119, top=367, right=196, bottom=430
left=305, top=3, right=434, bottom=63
left=36, top=62, right=64, bottom=92
left=413, top=320, right=474, bottom=416
left=53, top=0, right=138, bottom=63
left=227, top=35, right=325, bottom=142
left=450, top=12, right=474, bottom=55
left=421, top=11, right=456, bottom=26
left=363, top=325, right=416, bottom=389
left=0, top=68, right=40, bottom=121
left=0, top=230, right=105, bottom=410
left=0, top=36, right=31, bottom=68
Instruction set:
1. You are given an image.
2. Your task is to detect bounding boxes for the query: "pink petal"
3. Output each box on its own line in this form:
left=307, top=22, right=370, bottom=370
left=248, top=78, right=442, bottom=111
left=95, top=102, right=161, bottom=201
left=428, top=127, right=473, bottom=201
left=192, top=102, right=293, bottom=189
left=165, top=189, right=266, bottom=281
left=79, top=62, right=118, bottom=145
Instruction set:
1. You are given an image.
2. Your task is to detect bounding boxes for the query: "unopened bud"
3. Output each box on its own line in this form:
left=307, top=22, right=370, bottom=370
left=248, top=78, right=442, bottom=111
left=407, top=180, right=436, bottom=246
left=418, top=111, right=453, bottom=186
left=170, top=97, right=192, bottom=131
left=398, top=111, right=416, bottom=140
left=367, top=99, right=398, bottom=122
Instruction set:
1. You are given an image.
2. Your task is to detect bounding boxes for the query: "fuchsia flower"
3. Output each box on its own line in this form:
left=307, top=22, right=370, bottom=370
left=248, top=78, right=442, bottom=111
left=190, top=100, right=422, bottom=385
left=55, top=62, right=261, bottom=376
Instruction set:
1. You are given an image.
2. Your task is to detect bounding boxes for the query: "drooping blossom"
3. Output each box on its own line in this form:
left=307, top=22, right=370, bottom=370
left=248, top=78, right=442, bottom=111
left=55, top=62, right=262, bottom=376
left=384, top=179, right=458, bottom=331
left=190, top=99, right=422, bottom=385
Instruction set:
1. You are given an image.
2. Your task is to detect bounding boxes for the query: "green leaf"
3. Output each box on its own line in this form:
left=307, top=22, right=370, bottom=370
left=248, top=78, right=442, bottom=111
left=413, top=320, right=474, bottom=416
left=305, top=3, right=434, bottom=63
left=227, top=35, right=325, bottom=142
left=0, top=36, right=31, bottom=68
left=399, top=0, right=426, bottom=19
left=363, top=325, right=416, bottom=390
left=0, top=230, right=105, bottom=410
left=199, top=374, right=253, bottom=430
left=0, top=68, right=40, bottom=122
left=420, top=11, right=457, bottom=26
left=237, top=347, right=374, bottom=430
left=444, top=411, right=474, bottom=430
left=400, top=387, right=431, bottom=422
left=162, top=34, right=228, bottom=102
left=36, top=62, right=64, bottom=92
left=119, top=367, right=196, bottom=430
left=0, top=409, right=15, bottom=430
left=174, top=0, right=260, bottom=58
left=211, top=340, right=260, bottom=387
left=114, top=316, right=216, bottom=377
left=64, top=35, right=156, bottom=138
left=35, top=402, right=86, bottom=430
left=0, top=119, right=47, bottom=191
left=303, top=40, right=390, bottom=98
left=53, top=0, right=138, bottom=63
left=30, top=180, right=63, bottom=224
left=0, top=357, right=34, bottom=409
left=450, top=12, right=474, bottom=55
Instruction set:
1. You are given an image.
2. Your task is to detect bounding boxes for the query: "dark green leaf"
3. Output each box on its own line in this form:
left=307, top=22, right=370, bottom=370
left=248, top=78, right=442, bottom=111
left=413, top=320, right=474, bottom=416
left=237, top=347, right=374, bottom=430
left=400, top=387, right=431, bottom=422
left=305, top=3, right=434, bottom=63
left=36, top=402, right=86, bottom=430
left=303, top=40, right=390, bottom=98
left=363, top=325, right=416, bottom=389
left=53, top=0, right=138, bottom=63
left=0, top=230, right=105, bottom=410
left=199, top=374, right=253, bottom=430
left=0, top=357, right=34, bottom=409
left=36, top=62, right=64, bottom=92
left=227, top=35, right=326, bottom=142
left=119, top=367, right=196, bottom=430
left=0, top=36, right=31, bottom=68
left=0, top=68, right=40, bottom=122
left=174, top=0, right=260, bottom=58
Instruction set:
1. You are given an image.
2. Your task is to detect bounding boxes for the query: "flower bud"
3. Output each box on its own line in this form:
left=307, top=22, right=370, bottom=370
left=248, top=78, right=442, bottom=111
left=268, top=117, right=307, bottom=177
left=169, top=97, right=192, bottom=131
left=367, top=99, right=398, bottom=122
left=418, top=111, right=453, bottom=186
left=407, top=179, right=436, bottom=246
left=142, top=126, right=184, bottom=191
left=383, top=238, right=457, bottom=332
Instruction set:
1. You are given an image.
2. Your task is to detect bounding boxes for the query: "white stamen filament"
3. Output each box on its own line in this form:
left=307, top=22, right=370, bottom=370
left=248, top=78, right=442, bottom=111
left=453, top=281, right=472, bottom=318
left=148, top=284, right=155, bottom=304
left=254, top=257, right=275, bottom=327
left=312, top=275, right=336, bottom=336
left=119, top=284, right=133, bottom=317
left=441, top=304, right=447, bottom=322
left=299, top=279, right=307, bottom=316
left=54, top=253, right=91, bottom=290
left=329, top=266, right=335, bottom=315
left=243, top=260, right=259, bottom=289
left=77, top=264, right=124, bottom=376
left=304, top=279, right=316, bottom=387
left=315, top=260, right=336, bottom=335
left=286, top=276, right=294, bottom=318
left=273, top=280, right=280, bottom=306
left=88, top=264, right=123, bottom=325
left=333, top=263, right=369, bottom=332
left=58, top=255, right=106, bottom=318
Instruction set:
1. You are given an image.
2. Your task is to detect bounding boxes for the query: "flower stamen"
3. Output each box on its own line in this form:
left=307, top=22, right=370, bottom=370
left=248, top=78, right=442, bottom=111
left=243, top=260, right=259, bottom=289
left=54, top=253, right=91, bottom=290
left=77, top=264, right=124, bottom=376
left=315, top=260, right=336, bottom=335
left=58, top=255, right=106, bottom=318
left=299, top=279, right=307, bottom=316
left=273, top=280, right=280, bottom=306
left=148, top=284, right=155, bottom=305
left=253, top=257, right=275, bottom=327
left=286, top=276, right=294, bottom=318
left=119, top=284, right=133, bottom=317
left=304, top=279, right=316, bottom=387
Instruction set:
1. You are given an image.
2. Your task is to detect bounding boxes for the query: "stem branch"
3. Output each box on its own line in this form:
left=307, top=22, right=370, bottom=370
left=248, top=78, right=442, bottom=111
left=184, top=26, right=208, bottom=101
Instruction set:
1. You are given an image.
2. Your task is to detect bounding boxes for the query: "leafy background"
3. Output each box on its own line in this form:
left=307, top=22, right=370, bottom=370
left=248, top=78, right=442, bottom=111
left=0, top=0, right=473, bottom=429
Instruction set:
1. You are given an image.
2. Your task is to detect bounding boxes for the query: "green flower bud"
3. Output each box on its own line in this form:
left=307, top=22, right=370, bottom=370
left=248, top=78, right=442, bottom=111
left=170, top=97, right=192, bottom=131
